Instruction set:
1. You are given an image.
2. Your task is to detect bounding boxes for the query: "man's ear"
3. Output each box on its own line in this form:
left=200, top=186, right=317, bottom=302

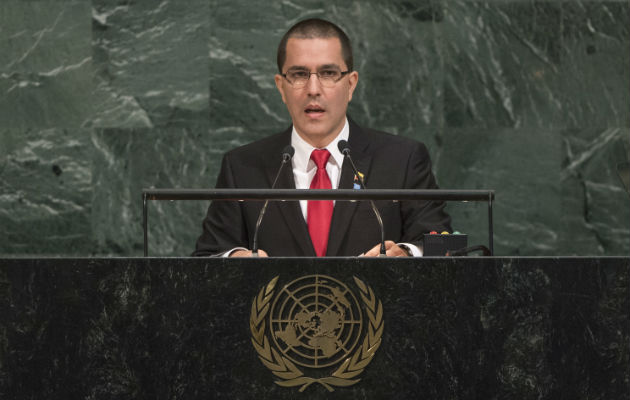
left=274, top=74, right=287, bottom=104
left=347, top=71, right=359, bottom=102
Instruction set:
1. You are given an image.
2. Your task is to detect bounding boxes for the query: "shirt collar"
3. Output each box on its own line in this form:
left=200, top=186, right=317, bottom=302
left=291, top=118, right=349, bottom=172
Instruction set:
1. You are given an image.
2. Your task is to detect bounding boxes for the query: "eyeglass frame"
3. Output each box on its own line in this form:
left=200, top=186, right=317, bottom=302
left=280, top=68, right=351, bottom=88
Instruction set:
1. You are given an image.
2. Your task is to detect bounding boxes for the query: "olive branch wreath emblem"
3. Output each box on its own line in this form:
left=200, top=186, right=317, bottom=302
left=249, top=276, right=384, bottom=392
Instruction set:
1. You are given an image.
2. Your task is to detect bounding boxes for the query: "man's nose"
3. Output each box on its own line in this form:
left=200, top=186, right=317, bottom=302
left=305, top=73, right=321, bottom=95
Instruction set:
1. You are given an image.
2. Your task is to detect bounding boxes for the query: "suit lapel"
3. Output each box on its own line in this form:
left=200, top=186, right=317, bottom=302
left=326, top=121, right=372, bottom=256
left=263, top=128, right=315, bottom=256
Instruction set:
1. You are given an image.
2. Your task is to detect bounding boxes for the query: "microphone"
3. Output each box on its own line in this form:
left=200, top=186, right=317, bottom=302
left=252, top=145, right=295, bottom=257
left=337, top=140, right=387, bottom=257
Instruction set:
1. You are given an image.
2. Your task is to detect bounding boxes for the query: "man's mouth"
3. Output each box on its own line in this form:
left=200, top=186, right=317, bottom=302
left=305, top=105, right=325, bottom=115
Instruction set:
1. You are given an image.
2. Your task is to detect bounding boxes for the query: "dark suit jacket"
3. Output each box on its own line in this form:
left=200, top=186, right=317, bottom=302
left=193, top=119, right=451, bottom=256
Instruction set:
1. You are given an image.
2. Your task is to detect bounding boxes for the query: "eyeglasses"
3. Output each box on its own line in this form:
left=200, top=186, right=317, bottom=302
left=281, top=68, right=351, bottom=88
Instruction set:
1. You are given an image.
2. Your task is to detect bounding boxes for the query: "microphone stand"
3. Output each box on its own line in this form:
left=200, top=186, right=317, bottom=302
left=338, top=141, right=387, bottom=257
left=252, top=147, right=294, bottom=257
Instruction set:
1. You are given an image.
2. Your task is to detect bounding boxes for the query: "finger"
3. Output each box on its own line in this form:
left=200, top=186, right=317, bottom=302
left=229, top=250, right=250, bottom=257
left=383, top=241, right=396, bottom=250
left=387, top=246, right=406, bottom=257
left=230, top=249, right=268, bottom=257
left=385, top=243, right=409, bottom=257
left=249, top=249, right=269, bottom=257
left=367, top=241, right=395, bottom=256
left=363, top=243, right=381, bottom=257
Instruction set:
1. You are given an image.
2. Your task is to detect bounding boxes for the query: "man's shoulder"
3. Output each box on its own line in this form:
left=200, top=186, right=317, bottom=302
left=350, top=121, right=428, bottom=154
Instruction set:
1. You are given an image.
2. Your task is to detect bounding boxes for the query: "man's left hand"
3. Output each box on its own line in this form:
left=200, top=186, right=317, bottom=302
left=361, top=240, right=410, bottom=257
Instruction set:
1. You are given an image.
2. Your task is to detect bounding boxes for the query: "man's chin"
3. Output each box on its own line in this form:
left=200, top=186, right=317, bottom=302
left=294, top=125, right=338, bottom=146
left=296, top=120, right=324, bottom=135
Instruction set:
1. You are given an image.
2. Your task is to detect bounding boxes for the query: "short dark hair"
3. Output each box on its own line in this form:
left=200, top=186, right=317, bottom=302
left=276, top=18, right=353, bottom=73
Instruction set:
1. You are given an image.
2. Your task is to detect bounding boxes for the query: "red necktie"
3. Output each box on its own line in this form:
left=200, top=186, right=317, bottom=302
left=307, top=149, right=333, bottom=257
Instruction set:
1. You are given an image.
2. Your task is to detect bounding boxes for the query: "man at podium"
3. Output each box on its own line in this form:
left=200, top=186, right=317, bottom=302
left=194, top=18, right=451, bottom=257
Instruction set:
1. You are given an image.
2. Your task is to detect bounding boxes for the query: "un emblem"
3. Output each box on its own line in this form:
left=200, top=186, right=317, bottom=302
left=250, top=274, right=384, bottom=392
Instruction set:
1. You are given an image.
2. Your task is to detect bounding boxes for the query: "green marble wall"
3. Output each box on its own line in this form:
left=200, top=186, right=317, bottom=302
left=1, top=1, right=628, bottom=256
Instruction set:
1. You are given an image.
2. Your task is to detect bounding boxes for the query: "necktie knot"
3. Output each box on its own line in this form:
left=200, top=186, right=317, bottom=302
left=310, top=149, right=331, bottom=170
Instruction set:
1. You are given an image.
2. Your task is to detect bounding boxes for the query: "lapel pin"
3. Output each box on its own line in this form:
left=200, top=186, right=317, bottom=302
left=353, top=171, right=365, bottom=189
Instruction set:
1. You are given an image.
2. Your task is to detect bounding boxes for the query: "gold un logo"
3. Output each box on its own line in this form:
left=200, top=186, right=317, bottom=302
left=249, top=274, right=384, bottom=392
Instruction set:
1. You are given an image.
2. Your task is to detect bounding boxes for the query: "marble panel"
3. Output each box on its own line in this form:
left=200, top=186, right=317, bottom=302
left=209, top=0, right=443, bottom=149
left=437, top=126, right=563, bottom=255
left=560, top=127, right=630, bottom=254
left=438, top=124, right=630, bottom=256
left=0, top=0, right=628, bottom=257
left=343, top=1, right=444, bottom=132
left=442, top=1, right=629, bottom=128
left=90, top=127, right=226, bottom=256
left=557, top=2, right=630, bottom=127
left=90, top=0, right=210, bottom=129
left=0, top=128, right=93, bottom=255
left=0, top=1, right=93, bottom=129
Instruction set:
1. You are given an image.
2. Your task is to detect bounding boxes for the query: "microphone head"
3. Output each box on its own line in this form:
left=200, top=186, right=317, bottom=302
left=282, top=145, right=295, bottom=161
left=337, top=140, right=350, bottom=155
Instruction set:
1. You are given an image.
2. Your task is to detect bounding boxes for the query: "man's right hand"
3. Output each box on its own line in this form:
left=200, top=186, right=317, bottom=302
left=361, top=241, right=410, bottom=257
left=229, top=249, right=269, bottom=257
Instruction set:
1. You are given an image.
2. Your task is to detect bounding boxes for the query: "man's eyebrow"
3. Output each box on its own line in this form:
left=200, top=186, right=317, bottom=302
left=285, top=64, right=341, bottom=71
left=286, top=66, right=309, bottom=71
left=318, top=64, right=341, bottom=70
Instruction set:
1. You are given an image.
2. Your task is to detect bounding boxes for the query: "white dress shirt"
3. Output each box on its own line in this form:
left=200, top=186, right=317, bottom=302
left=291, top=119, right=349, bottom=219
